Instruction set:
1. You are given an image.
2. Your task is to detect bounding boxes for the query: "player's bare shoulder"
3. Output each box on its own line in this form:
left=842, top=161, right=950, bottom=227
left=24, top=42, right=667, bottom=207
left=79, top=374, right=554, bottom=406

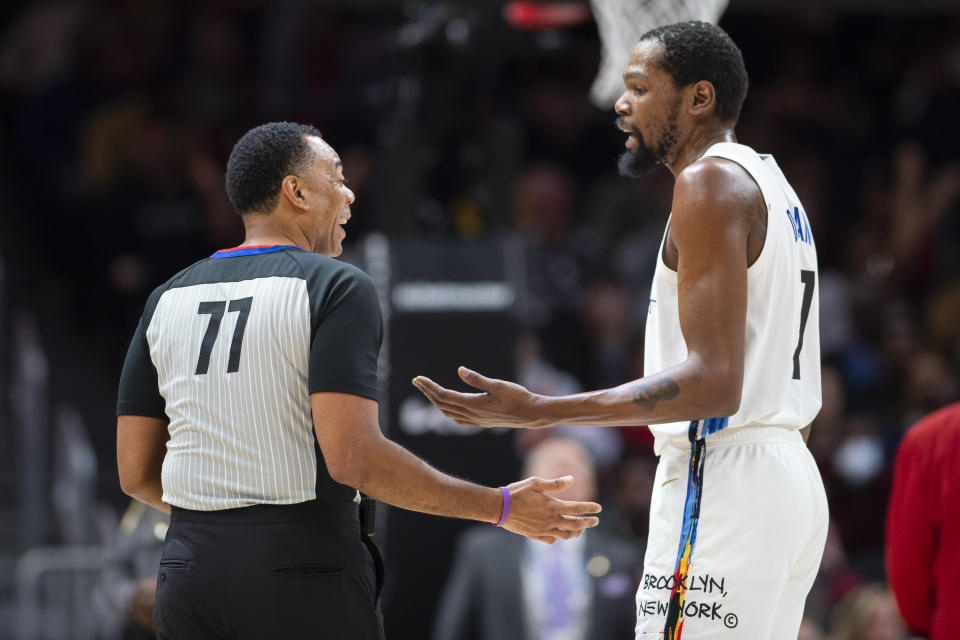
left=670, top=156, right=767, bottom=266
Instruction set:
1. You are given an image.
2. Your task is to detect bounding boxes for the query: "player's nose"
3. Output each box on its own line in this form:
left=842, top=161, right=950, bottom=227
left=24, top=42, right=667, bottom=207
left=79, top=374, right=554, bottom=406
left=614, top=93, right=631, bottom=116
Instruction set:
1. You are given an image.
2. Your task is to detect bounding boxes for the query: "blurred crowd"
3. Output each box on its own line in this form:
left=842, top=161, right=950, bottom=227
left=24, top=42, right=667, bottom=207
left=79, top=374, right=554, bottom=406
left=2, top=2, right=959, bottom=639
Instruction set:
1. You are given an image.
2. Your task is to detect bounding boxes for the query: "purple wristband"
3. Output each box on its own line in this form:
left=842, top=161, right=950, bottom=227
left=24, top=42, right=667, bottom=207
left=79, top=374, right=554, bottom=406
left=494, top=486, right=511, bottom=527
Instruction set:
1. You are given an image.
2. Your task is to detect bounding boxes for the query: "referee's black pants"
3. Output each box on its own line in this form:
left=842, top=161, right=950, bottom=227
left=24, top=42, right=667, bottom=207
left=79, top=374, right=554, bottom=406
left=155, top=500, right=384, bottom=640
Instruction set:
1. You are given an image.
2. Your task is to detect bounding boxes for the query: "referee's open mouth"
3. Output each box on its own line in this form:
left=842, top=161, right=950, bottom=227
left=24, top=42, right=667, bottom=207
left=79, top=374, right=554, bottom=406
left=337, top=210, right=351, bottom=225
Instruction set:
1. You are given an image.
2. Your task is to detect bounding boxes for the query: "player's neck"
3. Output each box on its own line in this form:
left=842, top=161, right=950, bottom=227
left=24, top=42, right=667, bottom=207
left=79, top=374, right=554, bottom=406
left=667, top=127, right=736, bottom=177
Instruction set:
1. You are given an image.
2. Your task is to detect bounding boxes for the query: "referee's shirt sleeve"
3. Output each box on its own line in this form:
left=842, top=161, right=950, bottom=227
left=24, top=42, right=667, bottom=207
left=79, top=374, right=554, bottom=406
left=117, top=288, right=167, bottom=419
left=309, top=268, right=383, bottom=401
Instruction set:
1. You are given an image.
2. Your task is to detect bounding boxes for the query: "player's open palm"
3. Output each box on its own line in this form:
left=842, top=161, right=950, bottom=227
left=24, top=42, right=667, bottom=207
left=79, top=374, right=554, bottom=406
left=412, top=366, right=548, bottom=428
left=503, top=475, right=601, bottom=543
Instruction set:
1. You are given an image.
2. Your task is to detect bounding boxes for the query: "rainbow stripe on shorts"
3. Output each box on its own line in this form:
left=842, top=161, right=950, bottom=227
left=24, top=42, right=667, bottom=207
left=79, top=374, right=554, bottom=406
left=663, top=417, right=727, bottom=638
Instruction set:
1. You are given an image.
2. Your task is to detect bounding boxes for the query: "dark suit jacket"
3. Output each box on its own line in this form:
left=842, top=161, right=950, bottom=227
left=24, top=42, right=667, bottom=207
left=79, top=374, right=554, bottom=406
left=433, top=526, right=641, bottom=640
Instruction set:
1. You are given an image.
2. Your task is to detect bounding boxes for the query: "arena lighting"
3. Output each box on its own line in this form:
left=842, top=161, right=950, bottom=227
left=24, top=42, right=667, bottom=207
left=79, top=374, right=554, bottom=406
left=503, top=1, right=592, bottom=30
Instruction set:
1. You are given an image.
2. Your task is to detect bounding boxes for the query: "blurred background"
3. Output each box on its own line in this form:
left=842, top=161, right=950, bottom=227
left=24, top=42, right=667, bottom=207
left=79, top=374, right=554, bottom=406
left=1, top=0, right=959, bottom=639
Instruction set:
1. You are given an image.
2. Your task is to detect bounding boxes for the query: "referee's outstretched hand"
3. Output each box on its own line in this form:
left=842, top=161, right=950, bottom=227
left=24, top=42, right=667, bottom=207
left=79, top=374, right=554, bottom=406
left=412, top=366, right=551, bottom=429
left=502, top=475, right=602, bottom=544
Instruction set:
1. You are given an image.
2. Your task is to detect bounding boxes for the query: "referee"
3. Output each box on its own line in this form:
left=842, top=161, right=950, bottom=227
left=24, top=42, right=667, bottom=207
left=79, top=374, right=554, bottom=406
left=116, top=122, right=602, bottom=640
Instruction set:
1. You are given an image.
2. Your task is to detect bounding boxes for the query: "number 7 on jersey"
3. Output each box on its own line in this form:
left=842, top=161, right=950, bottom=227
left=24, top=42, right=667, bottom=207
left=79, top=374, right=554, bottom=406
left=792, top=270, right=815, bottom=380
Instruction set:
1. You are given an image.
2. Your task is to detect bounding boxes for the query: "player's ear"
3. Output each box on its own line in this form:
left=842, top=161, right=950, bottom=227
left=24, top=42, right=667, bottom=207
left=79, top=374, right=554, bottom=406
left=688, top=80, right=717, bottom=118
left=280, top=176, right=308, bottom=211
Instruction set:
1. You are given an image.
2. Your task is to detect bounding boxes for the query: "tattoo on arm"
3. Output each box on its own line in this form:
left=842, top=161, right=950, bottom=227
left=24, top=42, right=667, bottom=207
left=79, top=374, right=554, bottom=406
left=632, top=377, right=680, bottom=410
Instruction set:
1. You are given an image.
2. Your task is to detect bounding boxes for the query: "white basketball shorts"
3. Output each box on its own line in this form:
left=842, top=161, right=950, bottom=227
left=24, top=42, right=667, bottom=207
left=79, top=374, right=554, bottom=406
left=635, top=425, right=828, bottom=639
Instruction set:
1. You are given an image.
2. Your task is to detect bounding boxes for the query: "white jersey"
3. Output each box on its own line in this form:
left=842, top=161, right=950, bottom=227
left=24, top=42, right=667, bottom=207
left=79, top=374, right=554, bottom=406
left=644, top=142, right=821, bottom=447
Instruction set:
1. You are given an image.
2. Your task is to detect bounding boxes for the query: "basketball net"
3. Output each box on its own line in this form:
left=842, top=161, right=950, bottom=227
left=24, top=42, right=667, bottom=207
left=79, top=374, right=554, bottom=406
left=588, top=0, right=729, bottom=108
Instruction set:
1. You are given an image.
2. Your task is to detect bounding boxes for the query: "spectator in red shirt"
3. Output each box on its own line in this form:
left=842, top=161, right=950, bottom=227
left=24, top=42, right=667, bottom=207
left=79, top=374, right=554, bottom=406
left=885, top=402, right=960, bottom=639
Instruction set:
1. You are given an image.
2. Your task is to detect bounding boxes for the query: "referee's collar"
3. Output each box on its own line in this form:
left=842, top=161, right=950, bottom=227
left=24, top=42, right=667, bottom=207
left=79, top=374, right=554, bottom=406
left=210, top=244, right=305, bottom=258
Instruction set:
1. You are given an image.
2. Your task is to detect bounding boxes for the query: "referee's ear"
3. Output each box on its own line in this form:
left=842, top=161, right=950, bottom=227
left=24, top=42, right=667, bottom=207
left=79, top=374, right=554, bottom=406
left=280, top=175, right=309, bottom=212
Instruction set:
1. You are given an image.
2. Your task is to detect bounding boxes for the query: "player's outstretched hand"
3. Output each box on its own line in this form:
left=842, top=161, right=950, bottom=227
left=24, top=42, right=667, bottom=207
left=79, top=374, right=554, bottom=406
left=412, top=366, right=550, bottom=429
left=502, top=475, right=602, bottom=544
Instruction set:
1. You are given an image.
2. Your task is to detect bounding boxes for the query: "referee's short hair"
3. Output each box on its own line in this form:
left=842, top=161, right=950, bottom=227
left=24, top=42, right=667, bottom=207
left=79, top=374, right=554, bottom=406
left=225, top=122, right=323, bottom=216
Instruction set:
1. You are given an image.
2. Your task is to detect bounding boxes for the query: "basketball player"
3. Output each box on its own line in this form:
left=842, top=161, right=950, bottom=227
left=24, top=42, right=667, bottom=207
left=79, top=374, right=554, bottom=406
left=116, top=122, right=601, bottom=640
left=413, top=21, right=828, bottom=639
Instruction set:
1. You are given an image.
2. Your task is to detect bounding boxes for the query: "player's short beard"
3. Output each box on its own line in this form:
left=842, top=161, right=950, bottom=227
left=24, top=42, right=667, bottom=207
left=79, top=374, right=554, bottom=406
left=617, top=110, right=680, bottom=179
